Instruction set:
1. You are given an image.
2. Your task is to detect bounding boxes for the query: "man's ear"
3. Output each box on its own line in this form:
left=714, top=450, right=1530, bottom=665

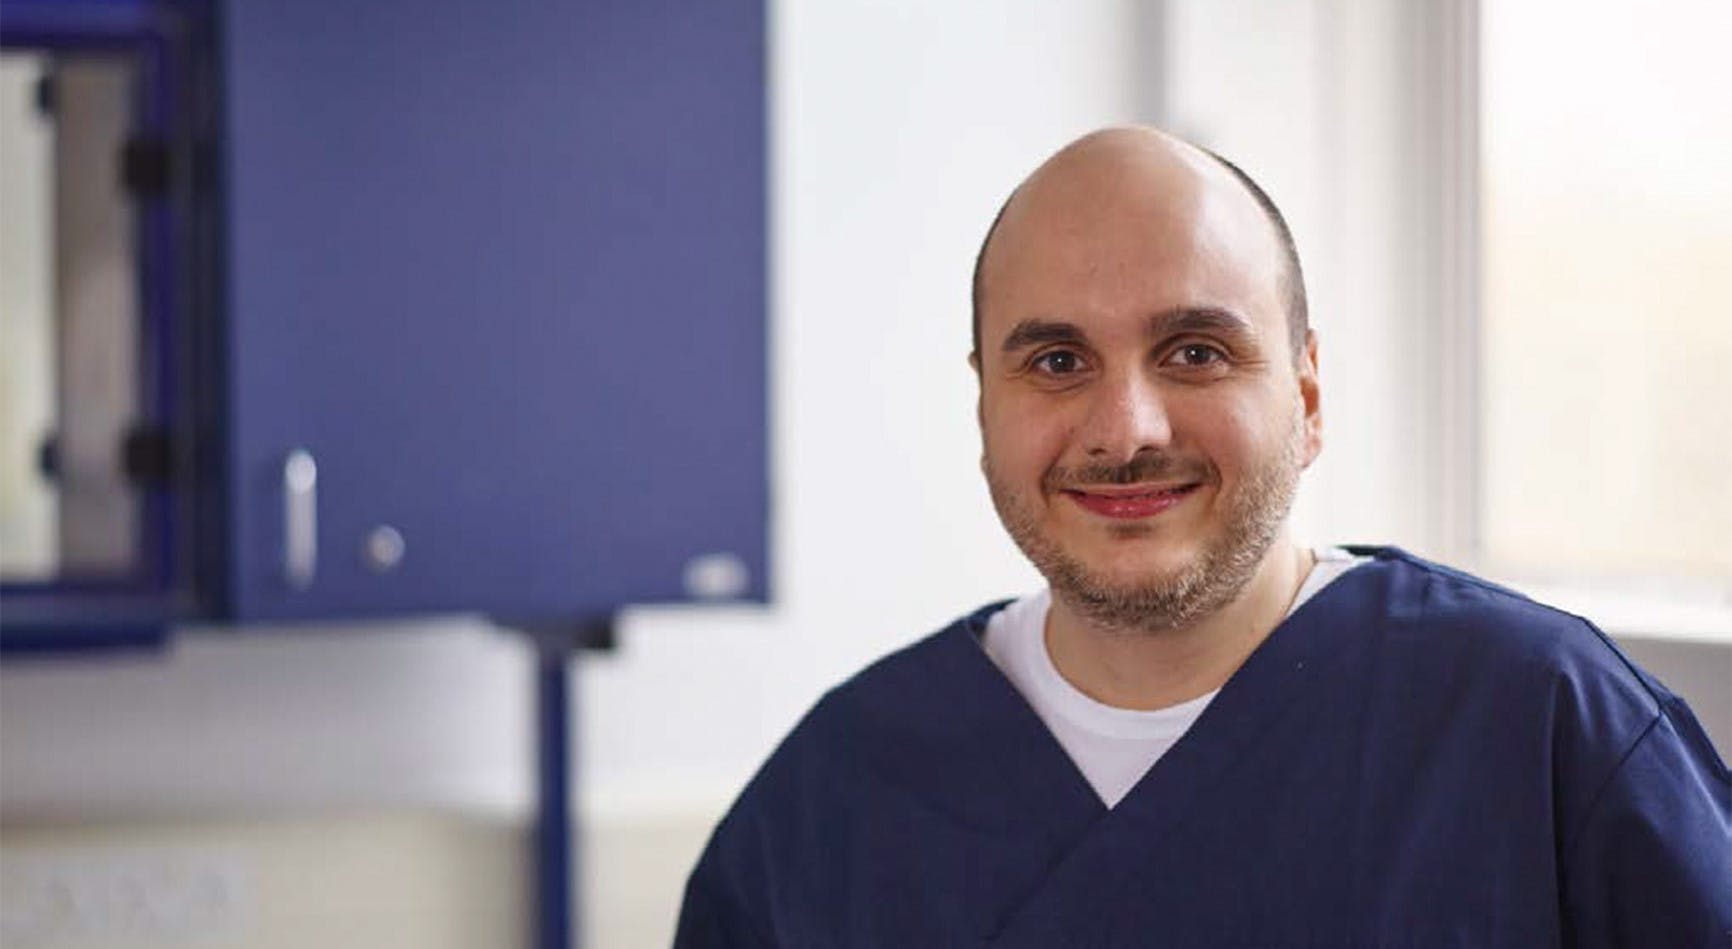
left=1297, top=329, right=1323, bottom=467
left=968, top=350, right=984, bottom=425
left=969, top=350, right=988, bottom=467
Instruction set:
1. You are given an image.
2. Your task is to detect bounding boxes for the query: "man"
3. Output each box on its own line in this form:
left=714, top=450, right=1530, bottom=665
left=675, top=127, right=1731, bottom=946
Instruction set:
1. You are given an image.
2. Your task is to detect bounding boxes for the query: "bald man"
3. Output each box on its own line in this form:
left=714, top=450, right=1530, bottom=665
left=675, top=128, right=1730, bottom=947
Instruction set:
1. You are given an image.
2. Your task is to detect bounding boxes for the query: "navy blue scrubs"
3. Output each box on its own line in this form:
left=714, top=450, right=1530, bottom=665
left=676, top=548, right=1731, bottom=947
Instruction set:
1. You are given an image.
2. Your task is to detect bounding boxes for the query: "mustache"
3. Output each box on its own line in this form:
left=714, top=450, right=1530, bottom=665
left=1045, top=453, right=1211, bottom=491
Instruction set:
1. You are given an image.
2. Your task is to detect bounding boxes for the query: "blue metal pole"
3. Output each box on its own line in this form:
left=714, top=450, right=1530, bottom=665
left=535, top=637, right=573, bottom=949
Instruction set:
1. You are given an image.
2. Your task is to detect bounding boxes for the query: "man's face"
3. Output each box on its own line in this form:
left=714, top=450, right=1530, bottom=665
left=974, top=136, right=1321, bottom=632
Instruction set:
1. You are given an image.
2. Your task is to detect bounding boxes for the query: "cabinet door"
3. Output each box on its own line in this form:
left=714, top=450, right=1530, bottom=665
left=220, top=0, right=766, bottom=621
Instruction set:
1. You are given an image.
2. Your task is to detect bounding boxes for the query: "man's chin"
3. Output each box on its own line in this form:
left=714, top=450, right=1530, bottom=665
left=1050, top=556, right=1206, bottom=601
left=1076, top=569, right=1196, bottom=601
left=1066, top=542, right=1206, bottom=587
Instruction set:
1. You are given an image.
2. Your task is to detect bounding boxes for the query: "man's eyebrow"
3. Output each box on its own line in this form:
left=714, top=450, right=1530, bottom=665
left=1000, top=319, right=1088, bottom=354
left=1150, top=306, right=1259, bottom=340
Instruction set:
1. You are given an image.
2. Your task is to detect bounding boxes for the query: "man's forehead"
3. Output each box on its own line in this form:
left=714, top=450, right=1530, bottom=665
left=976, top=129, right=1287, bottom=343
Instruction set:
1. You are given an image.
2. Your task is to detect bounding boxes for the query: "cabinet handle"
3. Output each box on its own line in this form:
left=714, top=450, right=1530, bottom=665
left=283, top=449, right=318, bottom=590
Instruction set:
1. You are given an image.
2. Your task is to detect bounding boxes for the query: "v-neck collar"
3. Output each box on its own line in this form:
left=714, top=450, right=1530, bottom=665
left=925, top=599, right=1108, bottom=831
left=1108, top=546, right=1391, bottom=823
left=954, top=546, right=1392, bottom=817
left=954, top=547, right=1400, bottom=943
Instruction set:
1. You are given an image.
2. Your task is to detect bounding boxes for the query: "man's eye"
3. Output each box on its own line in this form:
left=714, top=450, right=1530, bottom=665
left=1165, top=344, right=1227, bottom=367
left=1031, top=350, right=1086, bottom=375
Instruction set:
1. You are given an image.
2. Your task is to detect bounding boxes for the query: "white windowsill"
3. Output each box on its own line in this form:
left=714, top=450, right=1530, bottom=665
left=1505, top=581, right=1732, bottom=647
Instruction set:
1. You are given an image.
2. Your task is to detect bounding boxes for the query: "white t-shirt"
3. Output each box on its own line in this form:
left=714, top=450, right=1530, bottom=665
left=981, top=547, right=1369, bottom=807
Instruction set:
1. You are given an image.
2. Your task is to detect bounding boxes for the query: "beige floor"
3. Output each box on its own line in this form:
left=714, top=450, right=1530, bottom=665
left=0, top=809, right=716, bottom=949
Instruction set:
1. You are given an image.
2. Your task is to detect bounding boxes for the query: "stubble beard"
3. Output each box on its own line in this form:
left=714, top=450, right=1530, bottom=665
left=985, top=414, right=1305, bottom=635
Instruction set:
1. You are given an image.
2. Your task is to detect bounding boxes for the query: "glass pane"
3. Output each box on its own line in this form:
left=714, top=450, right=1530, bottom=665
left=0, top=52, right=58, bottom=580
left=0, top=51, right=143, bottom=583
left=1480, top=0, right=1732, bottom=586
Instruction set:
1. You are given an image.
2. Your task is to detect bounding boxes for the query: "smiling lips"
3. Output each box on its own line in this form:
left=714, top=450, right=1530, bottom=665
left=1062, top=483, right=1201, bottom=519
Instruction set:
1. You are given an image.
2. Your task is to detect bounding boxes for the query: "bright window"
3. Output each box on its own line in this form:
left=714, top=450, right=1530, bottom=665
left=1479, top=0, right=1732, bottom=588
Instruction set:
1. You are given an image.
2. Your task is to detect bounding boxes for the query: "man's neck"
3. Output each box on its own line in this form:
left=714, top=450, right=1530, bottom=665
left=1043, top=537, right=1314, bottom=711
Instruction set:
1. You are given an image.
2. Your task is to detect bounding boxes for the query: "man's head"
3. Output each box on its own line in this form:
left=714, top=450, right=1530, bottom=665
left=970, top=126, right=1322, bottom=633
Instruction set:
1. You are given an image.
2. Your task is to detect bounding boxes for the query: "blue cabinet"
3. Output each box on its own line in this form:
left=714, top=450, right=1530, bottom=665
left=2, top=0, right=768, bottom=641
left=219, top=0, right=768, bottom=622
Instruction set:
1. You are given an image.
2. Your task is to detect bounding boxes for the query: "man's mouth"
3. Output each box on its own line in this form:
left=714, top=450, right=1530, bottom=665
left=1061, top=483, right=1201, bottom=520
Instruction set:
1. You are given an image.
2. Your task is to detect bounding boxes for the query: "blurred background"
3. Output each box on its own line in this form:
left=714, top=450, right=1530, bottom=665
left=2, top=0, right=1728, bottom=947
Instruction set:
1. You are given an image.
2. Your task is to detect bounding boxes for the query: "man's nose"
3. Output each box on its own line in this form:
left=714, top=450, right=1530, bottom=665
left=1080, top=370, right=1172, bottom=461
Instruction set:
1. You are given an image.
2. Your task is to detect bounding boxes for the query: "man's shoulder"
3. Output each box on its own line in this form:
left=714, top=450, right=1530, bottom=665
left=796, top=599, right=1013, bottom=745
left=1349, top=547, right=1647, bottom=673
left=706, top=601, right=1017, bottom=834
left=1343, top=547, right=1683, bottom=739
left=1349, top=544, right=1577, bottom=627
